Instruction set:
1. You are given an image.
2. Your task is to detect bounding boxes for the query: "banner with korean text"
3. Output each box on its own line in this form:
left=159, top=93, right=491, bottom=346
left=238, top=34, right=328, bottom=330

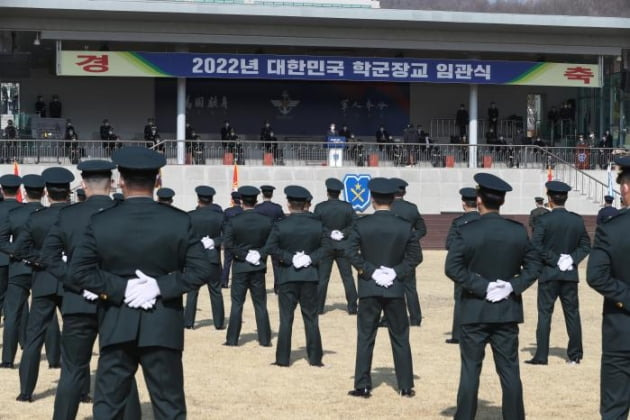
left=58, top=51, right=601, bottom=87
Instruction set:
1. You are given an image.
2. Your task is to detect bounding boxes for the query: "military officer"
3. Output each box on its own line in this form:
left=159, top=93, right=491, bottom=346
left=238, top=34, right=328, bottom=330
left=314, top=178, right=358, bottom=314
left=221, top=191, right=243, bottom=288
left=14, top=167, right=75, bottom=402
left=156, top=187, right=175, bottom=205
left=390, top=177, right=426, bottom=326
left=528, top=196, right=549, bottom=230
left=223, top=186, right=273, bottom=347
left=0, top=174, right=23, bottom=318
left=527, top=181, right=590, bottom=366
left=0, top=174, right=59, bottom=369
left=346, top=178, right=421, bottom=398
left=255, top=185, right=285, bottom=293
left=68, top=146, right=210, bottom=419
left=40, top=160, right=141, bottom=419
left=597, top=195, right=618, bottom=225
left=445, top=173, right=540, bottom=420
left=587, top=156, right=630, bottom=419
left=265, top=185, right=325, bottom=367
left=196, top=185, right=222, bottom=213
left=444, top=187, right=480, bottom=344
left=184, top=185, right=225, bottom=330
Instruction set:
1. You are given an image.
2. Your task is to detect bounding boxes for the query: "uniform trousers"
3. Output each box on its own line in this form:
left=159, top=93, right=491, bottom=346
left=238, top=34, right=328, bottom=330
left=220, top=250, right=234, bottom=287
left=404, top=271, right=422, bottom=325
left=93, top=342, right=184, bottom=420
left=317, top=250, right=357, bottom=313
left=184, top=264, right=224, bottom=329
left=226, top=271, right=271, bottom=346
left=19, top=293, right=62, bottom=396
left=456, top=322, right=524, bottom=420
left=451, top=284, right=463, bottom=340
left=533, top=280, right=582, bottom=362
left=600, top=350, right=630, bottom=420
left=53, top=313, right=141, bottom=420
left=0, top=265, right=8, bottom=317
left=276, top=281, right=322, bottom=366
left=354, top=296, right=413, bottom=390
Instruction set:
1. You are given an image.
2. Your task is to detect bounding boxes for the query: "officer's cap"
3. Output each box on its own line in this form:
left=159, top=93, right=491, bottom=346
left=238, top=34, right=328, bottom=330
left=112, top=193, right=124, bottom=201
left=368, top=177, right=398, bottom=195
left=77, top=159, right=116, bottom=175
left=22, top=174, right=45, bottom=189
left=390, top=177, right=409, bottom=190
left=325, top=178, right=344, bottom=192
left=615, top=156, right=630, bottom=170
left=459, top=187, right=477, bottom=200
left=545, top=181, right=571, bottom=193
left=77, top=188, right=86, bottom=198
left=284, top=185, right=311, bottom=201
left=604, top=195, right=614, bottom=203
left=238, top=186, right=259, bottom=198
left=231, top=191, right=241, bottom=200
left=112, top=146, right=166, bottom=171
left=0, top=174, right=21, bottom=188
left=474, top=173, right=512, bottom=194
left=42, top=167, right=75, bottom=186
left=260, top=185, right=275, bottom=192
left=195, top=185, right=216, bottom=198
left=157, top=187, right=175, bottom=199
left=534, top=196, right=544, bottom=203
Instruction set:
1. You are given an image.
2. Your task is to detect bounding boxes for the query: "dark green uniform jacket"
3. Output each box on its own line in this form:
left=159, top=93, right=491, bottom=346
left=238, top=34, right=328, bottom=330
left=445, top=213, right=541, bottom=324
left=391, top=199, right=427, bottom=239
left=346, top=210, right=422, bottom=298
left=528, top=206, right=549, bottom=229
left=0, top=199, right=22, bottom=267
left=264, top=213, right=325, bottom=284
left=223, top=209, right=273, bottom=274
left=189, top=206, right=224, bottom=266
left=313, top=198, right=357, bottom=250
left=532, top=208, right=590, bottom=283
left=445, top=211, right=480, bottom=250
left=68, top=197, right=210, bottom=351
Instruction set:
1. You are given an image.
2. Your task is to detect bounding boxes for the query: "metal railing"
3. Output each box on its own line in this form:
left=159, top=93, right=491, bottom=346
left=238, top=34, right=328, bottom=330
left=429, top=118, right=524, bottom=141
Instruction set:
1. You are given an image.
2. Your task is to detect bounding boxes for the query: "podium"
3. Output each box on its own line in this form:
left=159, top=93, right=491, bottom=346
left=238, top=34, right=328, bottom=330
left=575, top=144, right=590, bottom=170
left=326, top=136, right=346, bottom=167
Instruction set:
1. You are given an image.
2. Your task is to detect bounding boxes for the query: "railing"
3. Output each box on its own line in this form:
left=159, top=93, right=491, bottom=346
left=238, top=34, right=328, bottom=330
left=429, top=118, right=525, bottom=141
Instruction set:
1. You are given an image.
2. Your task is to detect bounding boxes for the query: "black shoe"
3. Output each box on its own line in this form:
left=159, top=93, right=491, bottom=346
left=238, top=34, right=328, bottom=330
left=215, top=325, right=226, bottom=330
left=49, top=363, right=61, bottom=369
left=80, top=394, right=93, bottom=403
left=410, top=321, right=422, bottom=327
left=223, top=342, right=237, bottom=347
left=260, top=342, right=272, bottom=347
left=221, top=284, right=229, bottom=289
left=0, top=362, right=14, bottom=369
left=378, top=319, right=388, bottom=328
left=184, top=325, right=194, bottom=330
left=348, top=308, right=358, bottom=315
left=445, top=338, right=459, bottom=344
left=348, top=388, right=371, bottom=398
left=16, top=394, right=33, bottom=402
left=567, top=358, right=581, bottom=365
left=400, top=389, right=415, bottom=397
left=271, top=361, right=289, bottom=367
left=524, top=359, right=547, bottom=365
left=310, top=362, right=324, bottom=367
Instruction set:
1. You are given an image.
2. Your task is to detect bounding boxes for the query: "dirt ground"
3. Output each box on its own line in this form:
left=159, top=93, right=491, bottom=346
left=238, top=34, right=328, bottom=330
left=0, top=250, right=604, bottom=419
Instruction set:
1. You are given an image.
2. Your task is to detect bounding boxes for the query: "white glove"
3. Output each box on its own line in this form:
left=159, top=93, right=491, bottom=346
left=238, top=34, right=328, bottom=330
left=61, top=252, right=68, bottom=263
left=201, top=236, right=215, bottom=250
left=557, top=254, right=574, bottom=272
left=141, top=298, right=157, bottom=310
left=372, top=268, right=393, bottom=288
left=82, top=290, right=98, bottom=301
left=299, top=254, right=312, bottom=268
left=292, top=251, right=305, bottom=268
left=380, top=266, right=396, bottom=281
left=486, top=280, right=513, bottom=302
left=246, top=250, right=261, bottom=266
left=330, top=230, right=344, bottom=241
left=124, top=270, right=161, bottom=309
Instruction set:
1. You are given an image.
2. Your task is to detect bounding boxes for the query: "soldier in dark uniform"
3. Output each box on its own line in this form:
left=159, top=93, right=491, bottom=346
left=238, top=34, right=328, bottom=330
left=0, top=175, right=57, bottom=369
left=220, top=120, right=232, bottom=146
left=528, top=196, right=549, bottom=231
left=314, top=178, right=358, bottom=315
left=49, top=95, right=62, bottom=118
left=445, top=173, right=540, bottom=420
left=597, top=195, right=618, bottom=225
left=224, top=186, right=273, bottom=347
left=390, top=178, right=426, bottom=326
left=527, top=181, right=590, bottom=366
left=0, top=175, right=23, bottom=320
left=346, top=178, right=421, bottom=398
left=184, top=185, right=225, bottom=330
left=35, top=95, right=46, bottom=117
left=14, top=167, right=74, bottom=402
left=265, top=185, right=325, bottom=367
left=68, top=146, right=210, bottom=419
left=156, top=187, right=175, bottom=206
left=587, top=156, right=630, bottom=419
left=143, top=117, right=156, bottom=141
left=39, top=160, right=141, bottom=419
left=99, top=119, right=111, bottom=142
left=488, top=102, right=499, bottom=133
left=76, top=188, right=86, bottom=203
left=195, top=186, right=222, bottom=214
left=456, top=104, right=469, bottom=138
left=444, top=187, right=480, bottom=344
left=255, top=185, right=285, bottom=293
left=223, top=186, right=273, bottom=347
left=221, top=192, right=243, bottom=288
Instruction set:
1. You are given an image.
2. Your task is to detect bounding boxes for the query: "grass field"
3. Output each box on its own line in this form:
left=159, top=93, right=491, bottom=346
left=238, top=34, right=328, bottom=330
left=0, top=250, right=604, bottom=419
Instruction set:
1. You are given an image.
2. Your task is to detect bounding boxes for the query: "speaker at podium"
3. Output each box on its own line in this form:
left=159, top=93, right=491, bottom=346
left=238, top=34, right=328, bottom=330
left=326, top=135, right=346, bottom=167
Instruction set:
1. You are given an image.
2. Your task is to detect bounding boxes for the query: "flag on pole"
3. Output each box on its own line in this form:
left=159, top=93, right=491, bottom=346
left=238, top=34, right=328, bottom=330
left=547, top=164, right=553, bottom=182
left=607, top=162, right=615, bottom=198
left=13, top=161, right=23, bottom=203
left=232, top=164, right=239, bottom=192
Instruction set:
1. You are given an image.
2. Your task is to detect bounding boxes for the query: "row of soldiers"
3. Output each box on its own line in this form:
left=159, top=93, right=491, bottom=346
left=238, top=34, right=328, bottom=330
left=1, top=147, right=630, bottom=419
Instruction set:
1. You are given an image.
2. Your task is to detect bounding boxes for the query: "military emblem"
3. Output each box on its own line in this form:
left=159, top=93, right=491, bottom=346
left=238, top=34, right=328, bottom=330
left=343, top=174, right=371, bottom=212
left=271, top=90, right=300, bottom=116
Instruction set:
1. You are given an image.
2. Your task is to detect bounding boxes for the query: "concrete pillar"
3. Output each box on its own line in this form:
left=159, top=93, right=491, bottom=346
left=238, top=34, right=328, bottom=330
left=176, top=77, right=186, bottom=165
left=468, top=84, right=478, bottom=169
